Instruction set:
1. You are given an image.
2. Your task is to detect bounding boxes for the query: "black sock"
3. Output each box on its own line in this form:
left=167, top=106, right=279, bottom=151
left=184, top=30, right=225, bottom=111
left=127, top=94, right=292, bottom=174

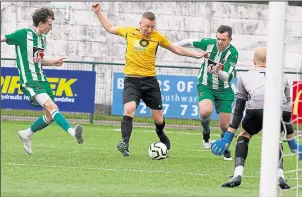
left=235, top=136, right=249, bottom=167
left=279, top=143, right=284, bottom=169
left=155, top=118, right=171, bottom=149
left=155, top=118, right=165, bottom=137
left=203, top=133, right=210, bottom=142
left=121, top=115, right=133, bottom=144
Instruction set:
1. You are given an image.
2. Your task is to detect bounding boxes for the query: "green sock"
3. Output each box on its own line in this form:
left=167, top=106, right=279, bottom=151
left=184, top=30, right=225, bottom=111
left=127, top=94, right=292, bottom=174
left=30, top=115, right=52, bottom=132
left=51, top=109, right=71, bottom=132
left=201, top=117, right=211, bottom=134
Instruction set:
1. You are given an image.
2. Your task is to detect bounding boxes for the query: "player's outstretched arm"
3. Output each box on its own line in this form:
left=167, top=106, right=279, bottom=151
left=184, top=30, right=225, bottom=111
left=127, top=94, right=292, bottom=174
left=1, top=36, right=7, bottom=42
left=165, top=42, right=208, bottom=59
left=92, top=3, right=118, bottom=35
left=42, top=58, right=65, bottom=67
left=174, top=39, right=196, bottom=47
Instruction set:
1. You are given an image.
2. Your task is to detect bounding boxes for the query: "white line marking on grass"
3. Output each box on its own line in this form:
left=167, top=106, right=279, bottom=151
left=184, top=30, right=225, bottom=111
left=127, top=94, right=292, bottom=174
left=6, top=162, right=300, bottom=181
left=112, top=129, right=264, bottom=139
left=112, top=129, right=221, bottom=136
left=190, top=149, right=210, bottom=152
left=2, top=162, right=264, bottom=179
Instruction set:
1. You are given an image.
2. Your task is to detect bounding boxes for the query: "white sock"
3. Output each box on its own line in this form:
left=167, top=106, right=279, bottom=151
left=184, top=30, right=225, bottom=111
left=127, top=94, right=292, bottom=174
left=278, top=168, right=285, bottom=179
left=25, top=128, right=34, bottom=138
left=234, top=166, right=244, bottom=177
left=68, top=128, right=75, bottom=137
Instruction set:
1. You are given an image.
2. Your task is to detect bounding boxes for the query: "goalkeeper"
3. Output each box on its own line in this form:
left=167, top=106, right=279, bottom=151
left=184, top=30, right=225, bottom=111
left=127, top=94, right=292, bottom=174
left=211, top=47, right=302, bottom=189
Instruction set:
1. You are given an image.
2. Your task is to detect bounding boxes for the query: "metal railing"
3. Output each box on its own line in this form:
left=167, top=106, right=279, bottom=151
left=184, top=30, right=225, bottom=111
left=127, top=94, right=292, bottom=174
left=1, top=58, right=301, bottom=129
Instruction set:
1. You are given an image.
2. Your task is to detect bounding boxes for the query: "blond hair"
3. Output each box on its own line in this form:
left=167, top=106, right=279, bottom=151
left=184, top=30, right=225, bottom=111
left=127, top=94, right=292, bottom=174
left=142, top=12, right=156, bottom=21
left=254, top=47, right=266, bottom=65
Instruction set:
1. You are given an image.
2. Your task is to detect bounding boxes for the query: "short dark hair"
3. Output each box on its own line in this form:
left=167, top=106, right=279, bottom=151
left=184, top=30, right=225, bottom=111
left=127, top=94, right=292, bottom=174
left=142, top=12, right=156, bottom=21
left=217, top=25, right=232, bottom=37
left=32, top=8, right=55, bottom=27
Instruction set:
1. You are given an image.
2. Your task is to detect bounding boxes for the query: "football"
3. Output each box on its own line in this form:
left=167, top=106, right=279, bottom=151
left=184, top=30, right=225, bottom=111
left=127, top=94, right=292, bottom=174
left=148, top=142, right=168, bottom=160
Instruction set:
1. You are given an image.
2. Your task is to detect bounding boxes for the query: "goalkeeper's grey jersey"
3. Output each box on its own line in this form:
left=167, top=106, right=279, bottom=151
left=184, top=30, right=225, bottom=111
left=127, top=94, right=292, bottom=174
left=236, top=67, right=291, bottom=111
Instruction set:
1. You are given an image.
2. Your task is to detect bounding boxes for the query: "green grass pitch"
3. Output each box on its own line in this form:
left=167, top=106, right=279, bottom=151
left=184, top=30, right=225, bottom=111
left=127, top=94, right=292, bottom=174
left=1, top=121, right=301, bottom=197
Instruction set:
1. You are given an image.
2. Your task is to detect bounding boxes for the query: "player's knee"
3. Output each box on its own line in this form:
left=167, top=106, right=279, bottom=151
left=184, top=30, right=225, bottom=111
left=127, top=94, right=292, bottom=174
left=199, top=100, right=213, bottom=117
left=124, top=102, right=136, bottom=116
left=239, top=130, right=251, bottom=140
left=44, top=100, right=58, bottom=113
left=199, top=105, right=213, bottom=117
left=152, top=111, right=164, bottom=125
left=199, top=109, right=212, bottom=118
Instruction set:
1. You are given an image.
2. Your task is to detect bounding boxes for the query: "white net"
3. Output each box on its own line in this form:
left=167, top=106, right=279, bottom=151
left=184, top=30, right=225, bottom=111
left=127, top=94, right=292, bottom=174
left=279, top=68, right=302, bottom=197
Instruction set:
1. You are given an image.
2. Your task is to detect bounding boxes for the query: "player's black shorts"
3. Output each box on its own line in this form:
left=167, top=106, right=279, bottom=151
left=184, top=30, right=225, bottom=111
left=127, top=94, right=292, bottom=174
left=123, top=76, right=162, bottom=110
left=242, top=109, right=294, bottom=136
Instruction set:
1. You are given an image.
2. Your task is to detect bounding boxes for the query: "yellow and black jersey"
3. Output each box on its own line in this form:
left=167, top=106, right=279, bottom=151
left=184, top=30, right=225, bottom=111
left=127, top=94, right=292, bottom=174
left=117, top=26, right=171, bottom=76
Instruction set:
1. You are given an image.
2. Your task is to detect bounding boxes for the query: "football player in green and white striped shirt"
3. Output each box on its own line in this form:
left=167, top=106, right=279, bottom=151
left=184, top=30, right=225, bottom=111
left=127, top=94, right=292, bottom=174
left=1, top=8, right=84, bottom=155
left=175, top=25, right=238, bottom=160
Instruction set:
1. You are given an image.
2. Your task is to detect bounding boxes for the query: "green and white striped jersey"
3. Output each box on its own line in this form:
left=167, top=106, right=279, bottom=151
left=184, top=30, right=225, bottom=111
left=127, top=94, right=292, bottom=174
left=193, top=38, right=238, bottom=90
left=5, top=28, right=47, bottom=84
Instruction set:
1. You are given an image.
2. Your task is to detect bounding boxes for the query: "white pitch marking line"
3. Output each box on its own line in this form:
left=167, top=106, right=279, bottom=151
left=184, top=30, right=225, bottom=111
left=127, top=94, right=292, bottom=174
left=191, top=149, right=210, bottom=152
left=112, top=129, right=264, bottom=139
left=3, top=163, right=300, bottom=181
left=4, top=162, right=258, bottom=178
left=112, top=129, right=221, bottom=136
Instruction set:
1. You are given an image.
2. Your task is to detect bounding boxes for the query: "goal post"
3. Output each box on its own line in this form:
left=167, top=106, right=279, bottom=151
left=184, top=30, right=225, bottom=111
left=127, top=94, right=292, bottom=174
left=259, top=2, right=287, bottom=197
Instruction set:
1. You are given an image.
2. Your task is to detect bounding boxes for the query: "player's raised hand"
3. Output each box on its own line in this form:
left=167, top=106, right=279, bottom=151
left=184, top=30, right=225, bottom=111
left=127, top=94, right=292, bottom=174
left=195, top=51, right=209, bottom=59
left=92, top=2, right=101, bottom=12
left=53, top=57, right=65, bottom=66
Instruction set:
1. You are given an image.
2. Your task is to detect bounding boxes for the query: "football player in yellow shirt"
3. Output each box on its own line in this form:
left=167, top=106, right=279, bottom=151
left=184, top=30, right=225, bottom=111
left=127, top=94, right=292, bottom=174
left=92, top=2, right=208, bottom=157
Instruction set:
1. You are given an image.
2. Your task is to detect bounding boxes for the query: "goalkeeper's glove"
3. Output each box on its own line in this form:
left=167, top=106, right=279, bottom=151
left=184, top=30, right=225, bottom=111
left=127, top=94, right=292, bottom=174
left=211, top=131, right=234, bottom=156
